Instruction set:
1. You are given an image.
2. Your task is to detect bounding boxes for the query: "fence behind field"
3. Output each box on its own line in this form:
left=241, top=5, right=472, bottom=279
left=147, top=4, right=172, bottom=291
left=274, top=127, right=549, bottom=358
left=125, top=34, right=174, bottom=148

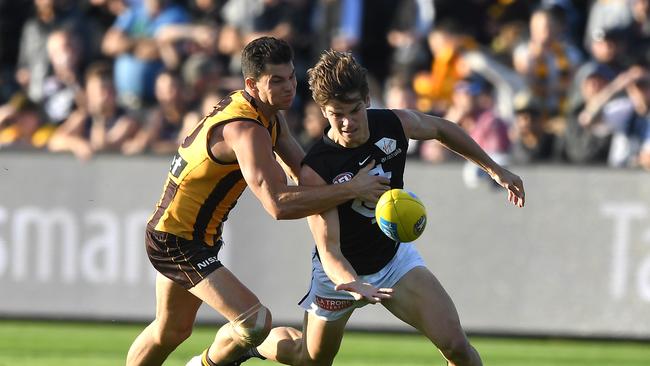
left=0, top=153, right=648, bottom=339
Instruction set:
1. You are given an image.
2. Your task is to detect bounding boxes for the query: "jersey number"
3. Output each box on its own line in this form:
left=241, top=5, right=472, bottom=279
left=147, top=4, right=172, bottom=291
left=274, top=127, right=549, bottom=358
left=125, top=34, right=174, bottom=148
left=181, top=96, right=233, bottom=148
left=351, top=164, right=392, bottom=219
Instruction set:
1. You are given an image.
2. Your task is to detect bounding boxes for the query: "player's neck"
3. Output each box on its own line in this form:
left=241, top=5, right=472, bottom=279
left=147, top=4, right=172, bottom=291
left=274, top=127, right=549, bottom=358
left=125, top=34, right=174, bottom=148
left=245, top=88, right=280, bottom=122
left=256, top=102, right=280, bottom=123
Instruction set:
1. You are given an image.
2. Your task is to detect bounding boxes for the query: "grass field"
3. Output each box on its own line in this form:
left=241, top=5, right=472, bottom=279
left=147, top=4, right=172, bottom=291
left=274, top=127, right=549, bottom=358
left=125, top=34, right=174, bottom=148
left=1, top=320, right=649, bottom=366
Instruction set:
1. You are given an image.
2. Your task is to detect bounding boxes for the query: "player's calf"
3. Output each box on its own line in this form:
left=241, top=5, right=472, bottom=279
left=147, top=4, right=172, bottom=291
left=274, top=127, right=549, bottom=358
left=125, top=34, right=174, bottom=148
left=151, top=318, right=194, bottom=348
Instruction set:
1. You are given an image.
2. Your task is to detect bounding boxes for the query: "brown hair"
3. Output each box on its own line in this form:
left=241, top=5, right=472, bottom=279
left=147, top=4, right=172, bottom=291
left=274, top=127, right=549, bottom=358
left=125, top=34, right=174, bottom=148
left=241, top=36, right=294, bottom=80
left=84, top=61, right=112, bottom=84
left=307, top=50, right=369, bottom=106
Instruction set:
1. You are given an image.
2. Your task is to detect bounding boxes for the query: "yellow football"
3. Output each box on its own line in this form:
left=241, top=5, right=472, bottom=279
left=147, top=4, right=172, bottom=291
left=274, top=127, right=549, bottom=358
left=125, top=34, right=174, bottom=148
left=375, top=189, right=427, bottom=242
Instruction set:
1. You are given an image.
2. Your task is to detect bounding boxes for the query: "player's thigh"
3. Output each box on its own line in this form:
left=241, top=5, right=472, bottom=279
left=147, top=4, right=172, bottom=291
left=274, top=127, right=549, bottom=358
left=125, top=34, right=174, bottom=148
left=382, top=266, right=465, bottom=343
left=301, top=311, right=351, bottom=365
left=153, top=273, right=203, bottom=338
left=188, top=266, right=261, bottom=321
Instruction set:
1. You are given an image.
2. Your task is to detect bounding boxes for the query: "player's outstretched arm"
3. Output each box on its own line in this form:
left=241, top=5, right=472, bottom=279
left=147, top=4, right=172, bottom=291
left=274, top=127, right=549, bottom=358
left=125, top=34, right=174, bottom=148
left=302, top=166, right=393, bottom=303
left=224, top=121, right=390, bottom=219
left=394, top=109, right=525, bottom=207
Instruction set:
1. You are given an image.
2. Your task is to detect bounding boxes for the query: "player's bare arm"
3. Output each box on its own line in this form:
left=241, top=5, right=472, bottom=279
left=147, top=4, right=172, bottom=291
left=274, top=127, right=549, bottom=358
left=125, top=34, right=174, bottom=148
left=301, top=165, right=393, bottom=303
left=394, top=109, right=525, bottom=207
left=273, top=112, right=306, bottom=184
left=220, top=120, right=389, bottom=219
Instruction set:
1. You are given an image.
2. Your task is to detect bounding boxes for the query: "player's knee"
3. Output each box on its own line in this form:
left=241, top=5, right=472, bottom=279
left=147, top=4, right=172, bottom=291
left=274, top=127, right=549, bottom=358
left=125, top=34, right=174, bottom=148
left=152, top=320, right=193, bottom=347
left=230, top=303, right=272, bottom=348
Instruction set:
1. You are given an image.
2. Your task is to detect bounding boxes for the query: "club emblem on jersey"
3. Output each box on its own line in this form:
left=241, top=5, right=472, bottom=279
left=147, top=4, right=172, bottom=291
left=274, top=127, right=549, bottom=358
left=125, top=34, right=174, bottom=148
left=169, top=153, right=187, bottom=178
left=375, top=137, right=397, bottom=155
left=333, top=172, right=354, bottom=184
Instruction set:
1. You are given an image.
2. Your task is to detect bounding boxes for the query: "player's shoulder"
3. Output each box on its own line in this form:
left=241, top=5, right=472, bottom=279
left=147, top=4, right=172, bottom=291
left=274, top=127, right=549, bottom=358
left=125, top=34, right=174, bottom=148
left=304, top=137, right=330, bottom=159
left=367, top=108, right=407, bottom=138
left=205, top=91, right=260, bottom=123
left=367, top=108, right=399, bottom=120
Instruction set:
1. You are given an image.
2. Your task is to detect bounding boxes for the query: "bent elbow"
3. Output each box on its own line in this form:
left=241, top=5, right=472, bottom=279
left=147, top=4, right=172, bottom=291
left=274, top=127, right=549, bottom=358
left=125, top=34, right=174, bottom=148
left=266, top=203, right=305, bottom=220
left=269, top=207, right=297, bottom=220
left=265, top=203, right=287, bottom=220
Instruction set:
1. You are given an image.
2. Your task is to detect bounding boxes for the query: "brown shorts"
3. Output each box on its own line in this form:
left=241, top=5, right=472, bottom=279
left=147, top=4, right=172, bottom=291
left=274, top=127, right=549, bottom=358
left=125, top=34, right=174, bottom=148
left=145, top=228, right=224, bottom=289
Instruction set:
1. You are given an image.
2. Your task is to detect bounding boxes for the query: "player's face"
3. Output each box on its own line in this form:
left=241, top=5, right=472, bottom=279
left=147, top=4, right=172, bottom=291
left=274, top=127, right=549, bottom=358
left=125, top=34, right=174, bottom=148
left=321, top=94, right=369, bottom=148
left=253, top=63, right=297, bottom=111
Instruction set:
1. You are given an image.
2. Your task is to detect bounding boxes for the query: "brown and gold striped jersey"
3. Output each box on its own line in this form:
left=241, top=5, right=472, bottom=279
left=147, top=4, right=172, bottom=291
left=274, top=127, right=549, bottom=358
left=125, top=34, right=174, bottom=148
left=147, top=90, right=280, bottom=246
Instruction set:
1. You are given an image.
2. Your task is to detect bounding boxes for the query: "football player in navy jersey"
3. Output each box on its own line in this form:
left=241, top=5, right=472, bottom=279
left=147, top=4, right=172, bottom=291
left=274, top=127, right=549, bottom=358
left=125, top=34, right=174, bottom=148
left=236, top=50, right=525, bottom=366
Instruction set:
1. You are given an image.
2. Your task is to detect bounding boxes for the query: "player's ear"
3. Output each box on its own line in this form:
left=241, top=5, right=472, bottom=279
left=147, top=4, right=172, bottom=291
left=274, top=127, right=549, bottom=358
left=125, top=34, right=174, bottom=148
left=244, top=77, right=257, bottom=92
left=320, top=106, right=327, bottom=118
left=364, top=95, right=371, bottom=108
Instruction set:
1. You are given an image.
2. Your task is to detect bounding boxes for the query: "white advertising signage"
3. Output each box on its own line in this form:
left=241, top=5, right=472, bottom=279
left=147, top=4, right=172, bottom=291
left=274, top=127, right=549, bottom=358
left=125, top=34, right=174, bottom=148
left=1, top=153, right=649, bottom=338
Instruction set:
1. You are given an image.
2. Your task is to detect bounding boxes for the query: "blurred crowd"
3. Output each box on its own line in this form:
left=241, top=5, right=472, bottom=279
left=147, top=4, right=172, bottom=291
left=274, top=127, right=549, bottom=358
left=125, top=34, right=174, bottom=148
left=0, top=0, right=649, bottom=171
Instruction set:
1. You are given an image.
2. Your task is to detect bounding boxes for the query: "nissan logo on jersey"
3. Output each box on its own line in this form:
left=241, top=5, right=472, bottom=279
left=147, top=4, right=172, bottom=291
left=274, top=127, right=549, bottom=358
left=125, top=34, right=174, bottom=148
left=333, top=172, right=353, bottom=184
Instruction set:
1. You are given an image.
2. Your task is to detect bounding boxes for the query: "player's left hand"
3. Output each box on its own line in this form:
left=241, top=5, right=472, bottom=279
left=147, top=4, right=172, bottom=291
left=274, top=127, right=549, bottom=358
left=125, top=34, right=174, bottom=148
left=335, top=281, right=393, bottom=304
left=491, top=167, right=525, bottom=208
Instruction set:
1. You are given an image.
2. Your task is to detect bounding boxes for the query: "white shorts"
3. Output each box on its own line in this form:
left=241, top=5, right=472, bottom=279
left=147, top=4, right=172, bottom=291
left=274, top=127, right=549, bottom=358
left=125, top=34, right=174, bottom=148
left=298, top=243, right=425, bottom=321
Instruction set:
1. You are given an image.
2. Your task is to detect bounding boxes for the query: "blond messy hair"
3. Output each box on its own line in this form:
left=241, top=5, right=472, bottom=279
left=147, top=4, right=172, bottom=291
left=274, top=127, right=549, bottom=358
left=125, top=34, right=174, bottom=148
left=307, top=50, right=369, bottom=106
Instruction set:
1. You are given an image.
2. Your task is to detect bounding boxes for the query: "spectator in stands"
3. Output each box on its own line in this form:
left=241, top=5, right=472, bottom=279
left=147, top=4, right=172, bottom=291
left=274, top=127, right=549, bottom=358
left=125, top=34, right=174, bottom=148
left=563, top=63, right=617, bottom=165
left=35, top=27, right=86, bottom=143
left=568, top=27, right=627, bottom=109
left=83, top=0, right=128, bottom=34
left=0, top=0, right=32, bottom=77
left=385, top=0, right=434, bottom=79
left=446, top=76, right=510, bottom=158
left=0, top=96, right=40, bottom=149
left=47, top=62, right=138, bottom=161
left=512, top=6, right=582, bottom=119
left=626, top=0, right=650, bottom=65
left=0, top=27, right=85, bottom=149
left=180, top=89, right=224, bottom=143
left=154, top=1, right=220, bottom=72
left=16, top=0, right=95, bottom=104
left=382, top=74, right=421, bottom=157
left=180, top=54, right=223, bottom=111
left=564, top=64, right=650, bottom=169
left=509, top=92, right=558, bottom=164
left=583, top=0, right=632, bottom=51
left=101, top=0, right=189, bottom=110
left=491, top=20, right=528, bottom=68
left=448, top=76, right=511, bottom=187
left=600, top=67, right=650, bottom=168
left=122, top=70, right=187, bottom=155
left=412, top=20, right=476, bottom=114
left=296, top=100, right=328, bottom=150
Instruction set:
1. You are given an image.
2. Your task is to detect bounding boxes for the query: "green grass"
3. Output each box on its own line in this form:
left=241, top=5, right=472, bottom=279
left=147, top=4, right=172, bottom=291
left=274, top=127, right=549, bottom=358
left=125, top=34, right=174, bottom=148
left=1, top=320, right=649, bottom=365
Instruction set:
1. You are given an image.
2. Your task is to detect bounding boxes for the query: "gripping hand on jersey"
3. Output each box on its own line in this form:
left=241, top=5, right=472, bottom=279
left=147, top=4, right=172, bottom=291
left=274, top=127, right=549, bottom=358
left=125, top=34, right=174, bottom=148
left=335, top=281, right=394, bottom=304
left=350, top=160, right=390, bottom=203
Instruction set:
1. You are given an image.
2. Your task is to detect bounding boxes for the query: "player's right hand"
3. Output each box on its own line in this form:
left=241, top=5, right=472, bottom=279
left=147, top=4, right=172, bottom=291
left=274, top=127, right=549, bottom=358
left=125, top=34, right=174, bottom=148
left=335, top=281, right=393, bottom=304
left=351, top=160, right=390, bottom=203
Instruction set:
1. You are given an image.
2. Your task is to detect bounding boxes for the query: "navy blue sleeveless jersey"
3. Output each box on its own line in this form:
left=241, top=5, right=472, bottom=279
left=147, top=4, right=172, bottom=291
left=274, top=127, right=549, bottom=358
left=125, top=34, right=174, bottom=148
left=302, top=109, right=409, bottom=275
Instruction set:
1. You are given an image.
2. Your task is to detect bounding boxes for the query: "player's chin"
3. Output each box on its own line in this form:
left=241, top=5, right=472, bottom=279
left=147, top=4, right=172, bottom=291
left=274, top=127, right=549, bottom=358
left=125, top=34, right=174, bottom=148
left=276, top=97, right=295, bottom=109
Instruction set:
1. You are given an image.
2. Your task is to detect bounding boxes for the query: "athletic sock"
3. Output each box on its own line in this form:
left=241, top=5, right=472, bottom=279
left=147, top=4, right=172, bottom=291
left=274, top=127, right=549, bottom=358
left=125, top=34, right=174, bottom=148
left=201, top=348, right=218, bottom=366
left=248, top=347, right=266, bottom=360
